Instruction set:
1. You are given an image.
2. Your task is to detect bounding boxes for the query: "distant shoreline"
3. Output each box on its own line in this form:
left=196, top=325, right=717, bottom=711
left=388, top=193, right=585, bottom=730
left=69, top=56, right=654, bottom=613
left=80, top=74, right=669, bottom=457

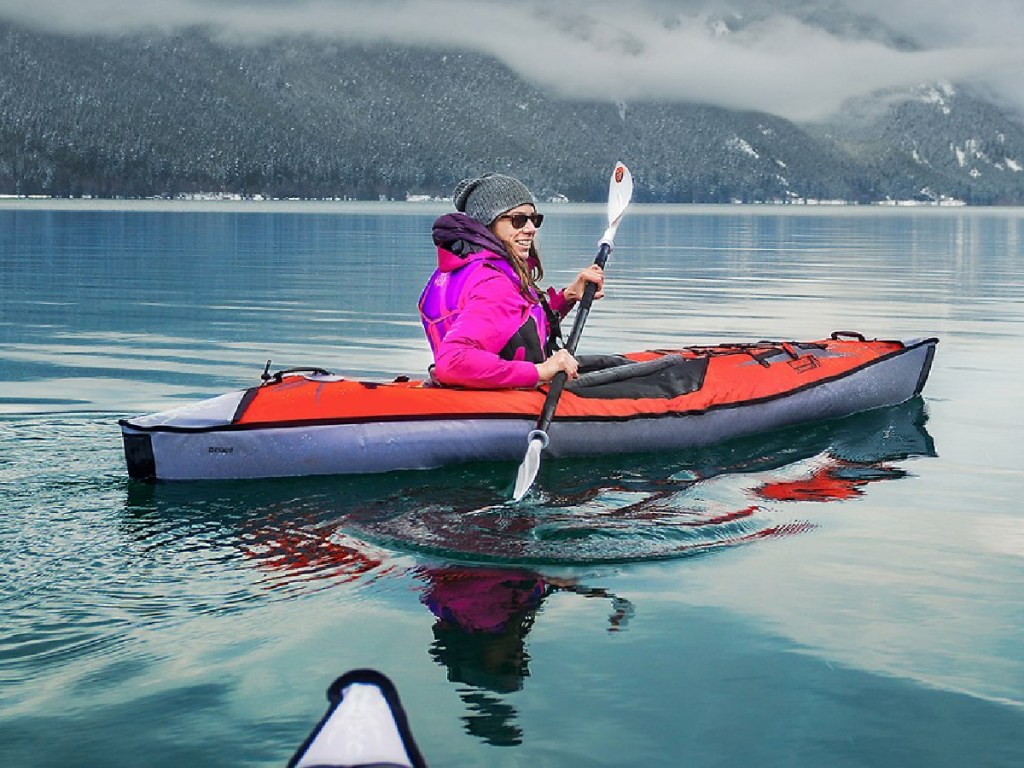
left=4, top=195, right=1014, bottom=215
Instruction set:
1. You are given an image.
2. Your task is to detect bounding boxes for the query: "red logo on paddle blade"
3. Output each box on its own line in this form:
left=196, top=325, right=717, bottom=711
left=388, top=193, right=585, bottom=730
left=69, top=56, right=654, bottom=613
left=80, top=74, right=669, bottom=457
left=614, top=166, right=624, bottom=183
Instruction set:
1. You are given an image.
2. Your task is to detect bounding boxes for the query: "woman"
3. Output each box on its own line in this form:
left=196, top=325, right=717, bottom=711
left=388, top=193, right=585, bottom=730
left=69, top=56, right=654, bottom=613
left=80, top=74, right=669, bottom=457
left=419, top=172, right=604, bottom=389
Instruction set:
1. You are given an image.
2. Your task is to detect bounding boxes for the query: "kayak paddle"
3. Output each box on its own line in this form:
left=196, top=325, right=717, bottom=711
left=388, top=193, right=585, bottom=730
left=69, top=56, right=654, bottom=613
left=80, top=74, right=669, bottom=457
left=512, top=162, right=633, bottom=502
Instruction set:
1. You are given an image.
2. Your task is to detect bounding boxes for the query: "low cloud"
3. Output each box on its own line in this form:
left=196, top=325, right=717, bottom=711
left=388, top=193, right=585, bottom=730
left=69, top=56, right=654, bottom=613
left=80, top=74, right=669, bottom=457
left=2, top=0, right=1022, bottom=121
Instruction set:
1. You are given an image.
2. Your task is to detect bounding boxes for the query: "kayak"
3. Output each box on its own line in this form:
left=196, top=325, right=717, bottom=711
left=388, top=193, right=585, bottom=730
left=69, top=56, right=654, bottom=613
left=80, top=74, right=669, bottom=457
left=289, top=668, right=427, bottom=768
left=119, top=331, right=937, bottom=482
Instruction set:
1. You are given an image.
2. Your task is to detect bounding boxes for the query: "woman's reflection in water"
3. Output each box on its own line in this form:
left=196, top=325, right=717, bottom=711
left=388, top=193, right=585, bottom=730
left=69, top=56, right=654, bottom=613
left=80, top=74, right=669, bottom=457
left=418, top=566, right=632, bottom=746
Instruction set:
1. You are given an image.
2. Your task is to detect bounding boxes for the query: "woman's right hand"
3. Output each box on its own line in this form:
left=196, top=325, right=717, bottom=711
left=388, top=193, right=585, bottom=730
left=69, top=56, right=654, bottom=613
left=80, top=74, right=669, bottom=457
left=535, top=348, right=579, bottom=383
left=563, top=264, right=605, bottom=303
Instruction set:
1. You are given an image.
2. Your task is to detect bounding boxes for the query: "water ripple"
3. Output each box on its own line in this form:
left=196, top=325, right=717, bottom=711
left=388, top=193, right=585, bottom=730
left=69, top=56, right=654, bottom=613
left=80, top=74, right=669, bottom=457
left=0, top=399, right=936, bottom=699
left=339, top=399, right=934, bottom=564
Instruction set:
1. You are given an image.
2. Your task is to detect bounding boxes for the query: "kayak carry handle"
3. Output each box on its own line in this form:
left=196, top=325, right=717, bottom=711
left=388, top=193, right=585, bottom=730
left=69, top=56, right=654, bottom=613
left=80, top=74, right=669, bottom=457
left=261, top=361, right=334, bottom=386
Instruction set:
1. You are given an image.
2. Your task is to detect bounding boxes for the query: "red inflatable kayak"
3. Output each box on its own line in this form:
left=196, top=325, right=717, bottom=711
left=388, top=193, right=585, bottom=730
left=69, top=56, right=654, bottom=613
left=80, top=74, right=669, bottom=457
left=120, top=332, right=937, bottom=482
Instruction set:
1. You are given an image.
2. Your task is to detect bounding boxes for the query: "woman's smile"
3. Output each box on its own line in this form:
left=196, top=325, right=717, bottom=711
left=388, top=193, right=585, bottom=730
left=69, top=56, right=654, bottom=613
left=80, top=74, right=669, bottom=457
left=492, top=204, right=538, bottom=263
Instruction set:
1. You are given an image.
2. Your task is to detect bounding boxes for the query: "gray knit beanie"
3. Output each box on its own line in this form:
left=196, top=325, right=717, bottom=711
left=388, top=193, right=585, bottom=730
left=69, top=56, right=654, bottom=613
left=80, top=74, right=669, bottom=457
left=453, top=172, right=535, bottom=225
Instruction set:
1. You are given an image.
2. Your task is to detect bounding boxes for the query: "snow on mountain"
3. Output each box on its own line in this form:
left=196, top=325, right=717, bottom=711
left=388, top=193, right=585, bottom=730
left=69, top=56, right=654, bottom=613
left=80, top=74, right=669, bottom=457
left=1, top=19, right=1021, bottom=204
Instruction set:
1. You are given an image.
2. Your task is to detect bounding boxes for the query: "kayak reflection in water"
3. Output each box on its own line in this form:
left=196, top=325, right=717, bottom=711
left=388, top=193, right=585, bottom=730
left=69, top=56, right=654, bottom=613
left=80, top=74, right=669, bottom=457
left=419, top=172, right=604, bottom=389
left=418, top=565, right=633, bottom=746
left=753, top=456, right=910, bottom=502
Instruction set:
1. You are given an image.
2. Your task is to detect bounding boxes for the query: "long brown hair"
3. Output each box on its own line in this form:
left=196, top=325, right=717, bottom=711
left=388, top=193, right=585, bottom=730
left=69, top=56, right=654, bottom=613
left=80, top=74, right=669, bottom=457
left=496, top=240, right=544, bottom=302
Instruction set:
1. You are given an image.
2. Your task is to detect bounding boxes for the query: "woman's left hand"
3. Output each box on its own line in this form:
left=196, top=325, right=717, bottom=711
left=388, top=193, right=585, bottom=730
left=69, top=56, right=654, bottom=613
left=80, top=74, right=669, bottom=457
left=563, top=264, right=605, bottom=303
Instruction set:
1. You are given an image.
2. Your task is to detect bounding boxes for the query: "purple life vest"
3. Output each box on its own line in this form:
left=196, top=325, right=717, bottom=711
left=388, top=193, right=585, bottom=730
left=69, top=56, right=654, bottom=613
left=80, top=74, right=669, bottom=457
left=419, top=256, right=553, bottom=364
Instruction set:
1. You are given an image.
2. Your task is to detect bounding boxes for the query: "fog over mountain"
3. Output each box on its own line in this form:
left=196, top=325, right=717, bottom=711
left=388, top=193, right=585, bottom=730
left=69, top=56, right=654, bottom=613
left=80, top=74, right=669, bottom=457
left=4, top=0, right=1023, bottom=121
left=1, top=1, right=1022, bottom=203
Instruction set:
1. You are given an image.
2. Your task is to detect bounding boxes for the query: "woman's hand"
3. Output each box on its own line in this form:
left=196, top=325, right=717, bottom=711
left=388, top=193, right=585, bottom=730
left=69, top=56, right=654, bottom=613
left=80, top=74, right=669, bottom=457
left=563, top=264, right=605, bottom=303
left=535, top=348, right=579, bottom=383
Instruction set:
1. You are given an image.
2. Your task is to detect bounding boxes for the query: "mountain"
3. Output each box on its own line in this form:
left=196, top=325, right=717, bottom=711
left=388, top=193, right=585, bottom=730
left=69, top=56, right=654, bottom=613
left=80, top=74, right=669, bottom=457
left=1, top=20, right=1022, bottom=204
left=810, top=84, right=1024, bottom=204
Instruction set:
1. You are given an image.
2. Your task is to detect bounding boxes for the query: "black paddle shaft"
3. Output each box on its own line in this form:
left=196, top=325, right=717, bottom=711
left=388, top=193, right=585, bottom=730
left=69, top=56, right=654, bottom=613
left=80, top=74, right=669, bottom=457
left=534, top=241, right=612, bottom=435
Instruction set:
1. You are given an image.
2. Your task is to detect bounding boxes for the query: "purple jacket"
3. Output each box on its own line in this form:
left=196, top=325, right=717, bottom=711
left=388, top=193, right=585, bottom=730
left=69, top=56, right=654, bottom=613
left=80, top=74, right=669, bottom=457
left=419, top=213, right=573, bottom=388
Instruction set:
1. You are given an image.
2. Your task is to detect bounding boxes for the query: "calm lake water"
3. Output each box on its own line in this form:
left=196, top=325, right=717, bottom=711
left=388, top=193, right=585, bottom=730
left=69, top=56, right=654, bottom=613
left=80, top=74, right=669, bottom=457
left=1, top=200, right=1023, bottom=767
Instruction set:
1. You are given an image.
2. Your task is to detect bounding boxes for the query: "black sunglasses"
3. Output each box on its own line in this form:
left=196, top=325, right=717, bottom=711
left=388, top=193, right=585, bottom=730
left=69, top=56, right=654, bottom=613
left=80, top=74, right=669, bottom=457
left=498, top=212, right=544, bottom=229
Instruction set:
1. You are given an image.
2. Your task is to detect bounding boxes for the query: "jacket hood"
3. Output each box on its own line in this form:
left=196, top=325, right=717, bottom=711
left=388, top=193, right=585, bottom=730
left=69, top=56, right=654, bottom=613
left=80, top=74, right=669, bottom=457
left=432, top=212, right=510, bottom=273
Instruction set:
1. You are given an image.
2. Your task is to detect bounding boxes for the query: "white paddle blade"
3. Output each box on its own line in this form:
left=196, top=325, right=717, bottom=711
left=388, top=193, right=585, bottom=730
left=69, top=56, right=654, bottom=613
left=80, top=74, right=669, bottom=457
left=512, top=432, right=547, bottom=502
left=601, top=162, right=634, bottom=245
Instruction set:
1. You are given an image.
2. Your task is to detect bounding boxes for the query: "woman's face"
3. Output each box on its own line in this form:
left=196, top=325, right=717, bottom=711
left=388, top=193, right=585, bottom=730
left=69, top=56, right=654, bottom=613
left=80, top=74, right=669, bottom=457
left=490, top=204, right=540, bottom=264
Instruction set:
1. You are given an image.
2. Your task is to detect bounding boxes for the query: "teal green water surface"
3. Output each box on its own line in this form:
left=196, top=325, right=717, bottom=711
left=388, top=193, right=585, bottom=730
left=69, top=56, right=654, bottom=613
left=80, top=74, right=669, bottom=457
left=1, top=201, right=1022, bottom=766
